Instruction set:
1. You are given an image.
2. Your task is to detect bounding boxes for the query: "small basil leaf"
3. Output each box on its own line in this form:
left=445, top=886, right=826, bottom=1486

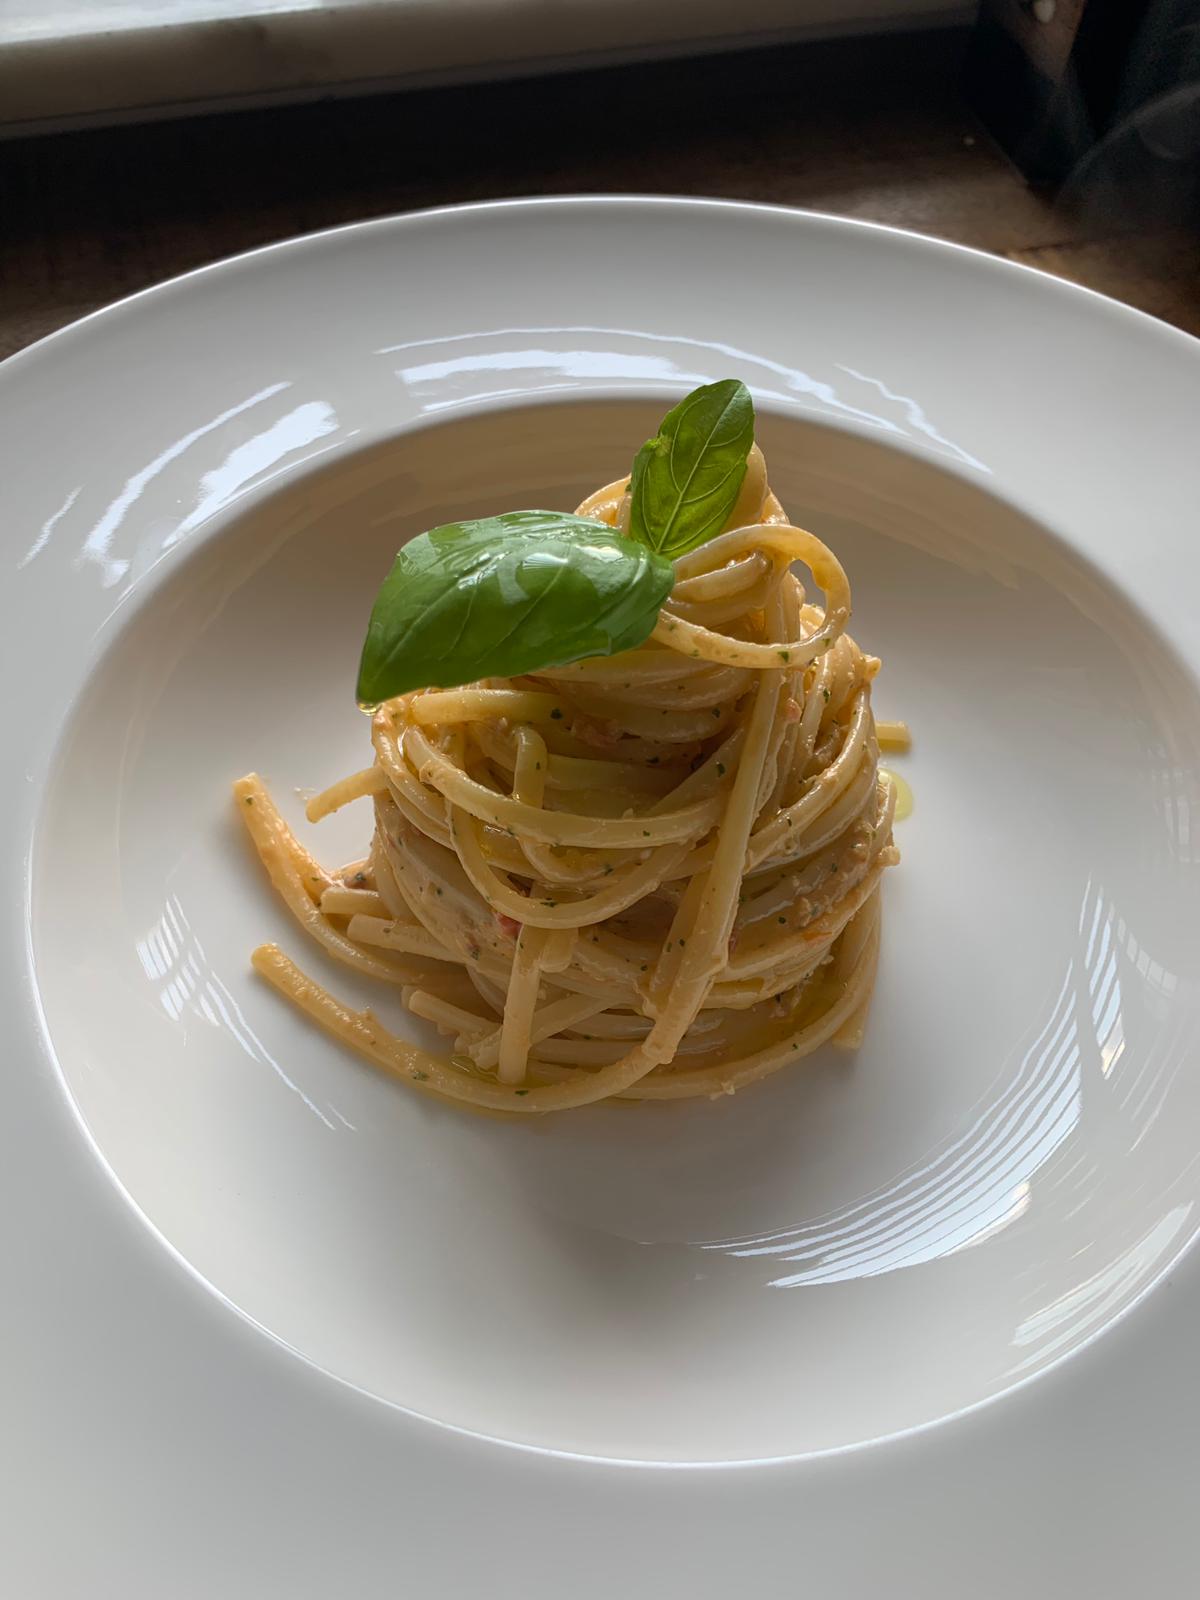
left=628, top=379, right=755, bottom=559
left=357, top=511, right=675, bottom=704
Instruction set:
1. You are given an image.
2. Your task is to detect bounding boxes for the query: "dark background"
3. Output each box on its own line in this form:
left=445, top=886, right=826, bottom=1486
left=2, top=21, right=1198, bottom=357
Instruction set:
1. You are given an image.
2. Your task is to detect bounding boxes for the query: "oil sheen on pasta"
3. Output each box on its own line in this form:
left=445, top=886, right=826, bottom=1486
left=235, top=445, right=900, bottom=1114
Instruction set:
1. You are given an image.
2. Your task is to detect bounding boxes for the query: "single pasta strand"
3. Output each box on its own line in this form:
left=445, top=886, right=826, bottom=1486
left=405, top=988, right=497, bottom=1040
left=510, top=723, right=575, bottom=885
left=319, top=886, right=390, bottom=917
left=671, top=550, right=768, bottom=604
left=497, top=924, right=550, bottom=1083
left=411, top=689, right=566, bottom=726
left=876, top=720, right=912, bottom=751
left=306, top=765, right=387, bottom=823
left=645, top=623, right=784, bottom=1052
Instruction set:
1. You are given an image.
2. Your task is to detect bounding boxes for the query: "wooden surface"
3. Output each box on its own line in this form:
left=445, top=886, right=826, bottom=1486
left=1, top=27, right=1197, bottom=360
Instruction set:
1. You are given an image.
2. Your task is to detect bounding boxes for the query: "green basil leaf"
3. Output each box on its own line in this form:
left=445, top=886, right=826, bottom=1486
left=628, top=379, right=755, bottom=559
left=357, top=511, right=675, bottom=704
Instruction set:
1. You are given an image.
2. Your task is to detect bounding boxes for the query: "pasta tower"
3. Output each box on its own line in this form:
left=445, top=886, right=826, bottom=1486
left=236, top=445, right=899, bottom=1113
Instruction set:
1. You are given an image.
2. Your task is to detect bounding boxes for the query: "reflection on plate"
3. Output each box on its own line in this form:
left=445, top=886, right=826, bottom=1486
left=8, top=198, right=1200, bottom=1596
left=32, top=398, right=1200, bottom=1462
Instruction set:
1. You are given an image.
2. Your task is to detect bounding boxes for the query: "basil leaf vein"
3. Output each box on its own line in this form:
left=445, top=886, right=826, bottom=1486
left=628, top=379, right=755, bottom=559
left=357, top=511, right=674, bottom=704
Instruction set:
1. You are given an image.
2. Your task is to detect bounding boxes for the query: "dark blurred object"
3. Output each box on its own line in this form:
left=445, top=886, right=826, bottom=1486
left=5, top=22, right=1199, bottom=355
left=969, top=0, right=1200, bottom=227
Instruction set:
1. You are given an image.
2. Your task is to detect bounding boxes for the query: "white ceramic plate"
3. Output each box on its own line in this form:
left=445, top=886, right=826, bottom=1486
left=4, top=197, right=1200, bottom=1597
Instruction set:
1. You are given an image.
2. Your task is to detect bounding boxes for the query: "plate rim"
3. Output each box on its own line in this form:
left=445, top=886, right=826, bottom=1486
left=5, top=192, right=1200, bottom=1595
left=4, top=193, right=1198, bottom=388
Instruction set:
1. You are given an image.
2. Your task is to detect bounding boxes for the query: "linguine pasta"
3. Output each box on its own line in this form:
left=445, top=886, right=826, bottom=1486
left=235, top=445, right=900, bottom=1113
